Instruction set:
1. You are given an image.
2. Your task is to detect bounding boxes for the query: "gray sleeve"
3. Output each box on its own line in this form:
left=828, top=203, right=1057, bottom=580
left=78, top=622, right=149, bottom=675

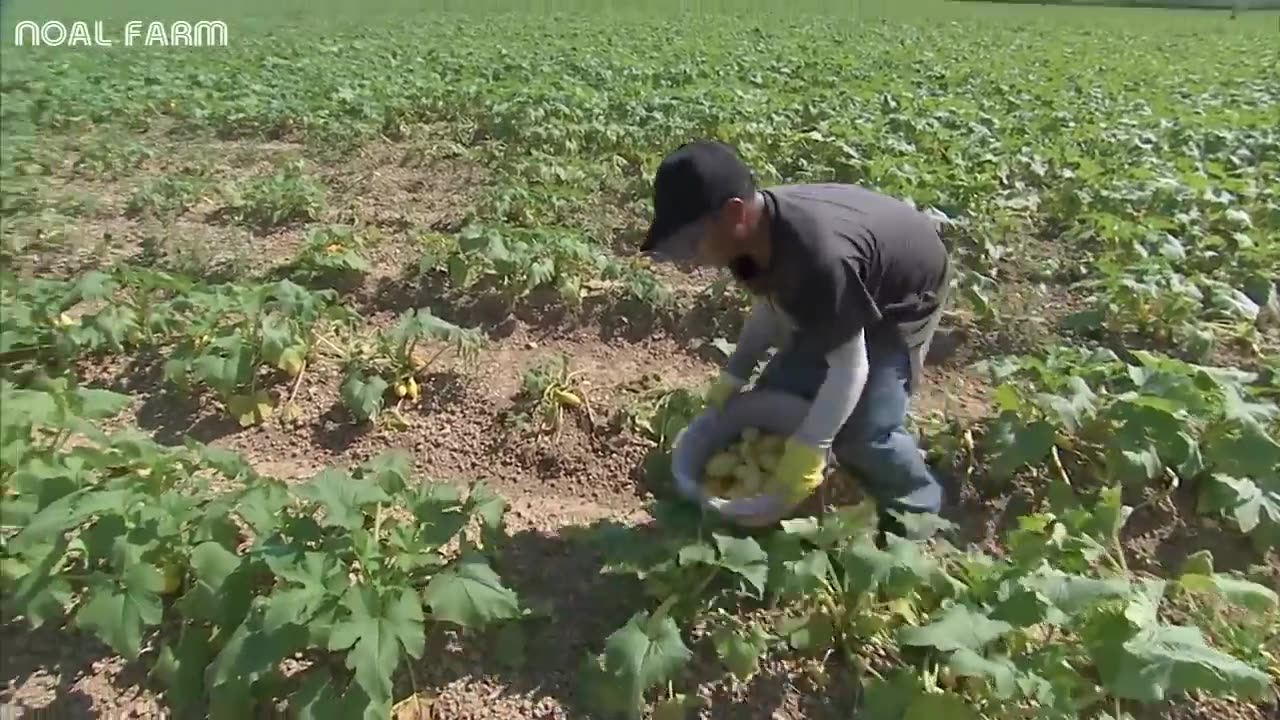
left=792, top=328, right=869, bottom=452
left=724, top=299, right=789, bottom=382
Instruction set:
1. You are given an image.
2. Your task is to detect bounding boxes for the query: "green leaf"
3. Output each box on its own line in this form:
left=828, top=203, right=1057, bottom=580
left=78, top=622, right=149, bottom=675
left=423, top=555, right=520, bottom=628
left=713, top=534, right=768, bottom=595
left=776, top=610, right=834, bottom=653
left=328, top=586, right=425, bottom=705
left=468, top=481, right=507, bottom=531
left=207, top=611, right=307, bottom=690
left=712, top=622, right=772, bottom=682
left=899, top=605, right=1012, bottom=653
left=776, top=548, right=832, bottom=597
left=1036, top=377, right=1097, bottom=433
left=410, top=482, right=471, bottom=548
left=8, top=538, right=74, bottom=628
left=1181, top=549, right=1214, bottom=577
left=676, top=542, right=715, bottom=566
left=263, top=552, right=346, bottom=632
left=1099, top=623, right=1272, bottom=702
left=234, top=478, right=291, bottom=535
left=295, top=468, right=390, bottom=531
left=341, top=371, right=387, bottom=422
left=1179, top=573, right=1278, bottom=613
left=291, top=668, right=377, bottom=720
left=987, top=417, right=1056, bottom=480
left=903, top=691, right=982, bottom=720
left=153, top=625, right=212, bottom=716
left=74, top=563, right=165, bottom=660
left=359, top=449, right=413, bottom=495
left=992, top=588, right=1057, bottom=627
left=12, top=488, right=131, bottom=551
left=1105, top=441, right=1164, bottom=484
left=947, top=648, right=1020, bottom=699
left=860, top=670, right=924, bottom=720
left=180, top=541, right=252, bottom=629
left=841, top=535, right=937, bottom=599
left=1020, top=568, right=1131, bottom=615
left=1221, top=385, right=1278, bottom=432
left=600, top=611, right=692, bottom=713
left=1203, top=474, right=1280, bottom=548
left=74, top=387, right=132, bottom=420
left=1205, top=425, right=1280, bottom=480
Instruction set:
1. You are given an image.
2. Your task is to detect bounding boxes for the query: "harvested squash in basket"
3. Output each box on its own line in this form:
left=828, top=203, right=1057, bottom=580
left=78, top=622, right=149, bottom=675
left=700, top=426, right=786, bottom=499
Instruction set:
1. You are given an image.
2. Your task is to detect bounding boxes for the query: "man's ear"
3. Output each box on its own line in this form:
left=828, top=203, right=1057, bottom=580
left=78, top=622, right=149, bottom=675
left=721, top=196, right=746, bottom=226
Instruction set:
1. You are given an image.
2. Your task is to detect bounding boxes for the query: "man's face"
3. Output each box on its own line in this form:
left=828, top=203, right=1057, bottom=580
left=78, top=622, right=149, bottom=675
left=692, top=197, right=749, bottom=267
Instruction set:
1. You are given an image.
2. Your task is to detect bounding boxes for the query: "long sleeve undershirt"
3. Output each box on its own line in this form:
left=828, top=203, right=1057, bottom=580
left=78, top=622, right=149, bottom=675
left=723, top=299, right=870, bottom=453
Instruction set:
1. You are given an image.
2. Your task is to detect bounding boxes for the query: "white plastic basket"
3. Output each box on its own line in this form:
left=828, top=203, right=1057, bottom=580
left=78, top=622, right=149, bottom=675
left=670, top=388, right=824, bottom=525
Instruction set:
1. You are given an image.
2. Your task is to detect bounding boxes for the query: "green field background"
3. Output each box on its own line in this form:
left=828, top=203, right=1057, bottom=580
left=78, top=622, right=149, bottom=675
left=3, top=0, right=1278, bottom=33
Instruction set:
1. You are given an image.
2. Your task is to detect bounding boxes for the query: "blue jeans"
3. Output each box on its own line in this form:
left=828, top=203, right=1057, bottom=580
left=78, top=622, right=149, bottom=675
left=755, top=330, right=943, bottom=515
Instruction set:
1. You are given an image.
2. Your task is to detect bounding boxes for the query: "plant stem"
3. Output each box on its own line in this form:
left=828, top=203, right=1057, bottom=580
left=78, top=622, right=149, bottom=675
left=406, top=658, right=425, bottom=720
left=285, top=359, right=308, bottom=407
left=1050, top=446, right=1072, bottom=487
left=421, top=344, right=450, bottom=373
left=316, top=333, right=346, bottom=356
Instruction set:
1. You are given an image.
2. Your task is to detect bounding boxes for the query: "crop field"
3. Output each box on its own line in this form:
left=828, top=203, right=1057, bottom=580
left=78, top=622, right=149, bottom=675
left=1, top=0, right=1278, bottom=718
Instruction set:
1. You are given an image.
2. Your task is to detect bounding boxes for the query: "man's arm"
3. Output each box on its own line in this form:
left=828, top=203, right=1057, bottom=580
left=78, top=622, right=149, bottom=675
left=792, top=328, right=869, bottom=453
left=723, top=298, right=787, bottom=383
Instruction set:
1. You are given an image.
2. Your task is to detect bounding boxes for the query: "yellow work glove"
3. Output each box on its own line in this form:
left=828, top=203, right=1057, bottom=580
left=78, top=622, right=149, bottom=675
left=766, top=438, right=826, bottom=509
left=704, top=371, right=745, bottom=410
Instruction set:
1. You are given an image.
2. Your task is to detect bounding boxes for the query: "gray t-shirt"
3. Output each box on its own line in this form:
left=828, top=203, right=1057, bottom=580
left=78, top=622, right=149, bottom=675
left=733, top=183, right=951, bottom=355
left=721, top=183, right=952, bottom=454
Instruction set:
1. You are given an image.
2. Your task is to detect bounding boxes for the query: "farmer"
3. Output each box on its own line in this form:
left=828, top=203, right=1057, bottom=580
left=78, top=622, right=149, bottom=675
left=640, top=140, right=953, bottom=538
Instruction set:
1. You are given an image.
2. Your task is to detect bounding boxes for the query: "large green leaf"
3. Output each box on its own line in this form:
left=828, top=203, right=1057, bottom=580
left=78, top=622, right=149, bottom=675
left=179, top=541, right=253, bottom=629
left=1020, top=568, right=1132, bottom=616
left=152, top=625, right=213, bottom=716
left=948, top=647, right=1022, bottom=698
left=410, top=482, right=472, bottom=549
left=9, top=538, right=74, bottom=629
left=1204, top=424, right=1280, bottom=480
left=711, top=622, right=772, bottom=682
left=233, top=478, right=291, bottom=535
left=1100, top=623, right=1272, bottom=702
left=986, top=415, right=1056, bottom=480
left=358, top=449, right=414, bottom=495
left=775, top=548, right=833, bottom=598
left=263, top=551, right=346, bottom=632
left=341, top=371, right=387, bottom=422
left=291, top=668, right=378, bottom=720
left=207, top=613, right=307, bottom=690
left=599, top=611, right=692, bottom=715
left=327, top=586, right=425, bottom=705
left=899, top=605, right=1012, bottom=653
left=423, top=555, right=520, bottom=628
left=74, top=563, right=165, bottom=660
left=74, top=387, right=133, bottom=420
left=294, top=468, right=390, bottom=531
left=713, top=533, right=768, bottom=595
left=12, top=488, right=131, bottom=551
left=1179, top=572, right=1279, bottom=614
left=1202, top=474, right=1280, bottom=549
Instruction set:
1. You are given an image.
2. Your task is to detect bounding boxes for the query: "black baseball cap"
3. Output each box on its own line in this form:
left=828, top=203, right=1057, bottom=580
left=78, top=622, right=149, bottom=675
left=640, top=140, right=755, bottom=262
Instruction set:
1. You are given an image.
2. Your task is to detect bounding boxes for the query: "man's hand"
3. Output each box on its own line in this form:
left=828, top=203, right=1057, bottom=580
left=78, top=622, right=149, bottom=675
left=704, top=371, right=745, bottom=410
left=767, top=438, right=826, bottom=508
